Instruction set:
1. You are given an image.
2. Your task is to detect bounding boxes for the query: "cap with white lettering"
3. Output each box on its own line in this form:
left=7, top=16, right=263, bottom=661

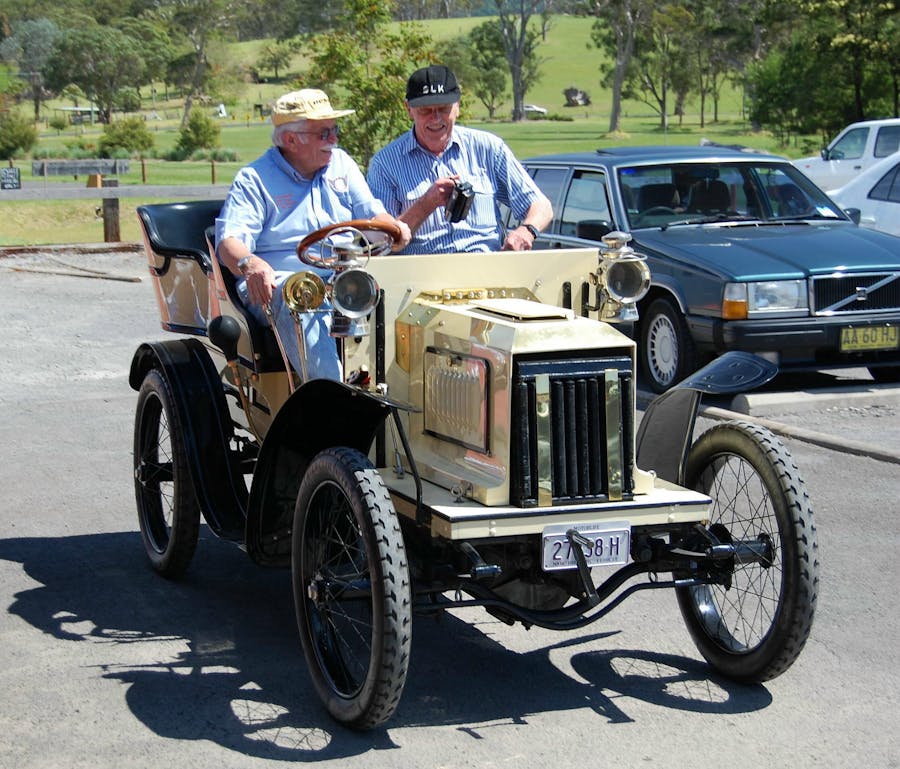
left=405, top=65, right=461, bottom=108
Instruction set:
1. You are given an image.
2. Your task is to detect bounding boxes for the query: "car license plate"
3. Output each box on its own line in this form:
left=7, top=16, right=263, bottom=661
left=840, top=325, right=899, bottom=352
left=542, top=521, right=631, bottom=572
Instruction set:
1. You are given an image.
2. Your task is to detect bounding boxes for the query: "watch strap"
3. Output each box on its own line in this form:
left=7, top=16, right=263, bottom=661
left=523, top=223, right=539, bottom=240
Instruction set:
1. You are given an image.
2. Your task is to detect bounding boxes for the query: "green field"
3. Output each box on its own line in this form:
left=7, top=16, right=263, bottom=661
left=1, top=15, right=814, bottom=246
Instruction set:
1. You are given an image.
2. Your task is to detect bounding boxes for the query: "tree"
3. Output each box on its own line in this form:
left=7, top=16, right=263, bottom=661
left=115, top=16, right=175, bottom=88
left=256, top=40, right=296, bottom=81
left=0, top=110, right=38, bottom=159
left=303, top=0, right=436, bottom=167
left=99, top=115, right=155, bottom=156
left=438, top=23, right=510, bottom=119
left=632, top=2, right=695, bottom=130
left=43, top=26, right=145, bottom=123
left=161, top=0, right=240, bottom=129
left=175, top=109, right=220, bottom=156
left=492, top=0, right=546, bottom=121
left=0, top=18, right=60, bottom=120
left=587, top=0, right=650, bottom=133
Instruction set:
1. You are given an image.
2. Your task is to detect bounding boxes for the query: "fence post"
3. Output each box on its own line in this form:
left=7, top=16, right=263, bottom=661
left=211, top=158, right=217, bottom=185
left=101, top=178, right=120, bottom=242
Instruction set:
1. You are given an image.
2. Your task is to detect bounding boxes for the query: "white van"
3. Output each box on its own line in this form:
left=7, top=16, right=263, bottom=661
left=793, top=118, right=900, bottom=189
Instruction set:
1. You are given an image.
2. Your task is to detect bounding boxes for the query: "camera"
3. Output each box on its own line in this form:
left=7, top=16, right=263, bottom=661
left=444, top=181, right=475, bottom=223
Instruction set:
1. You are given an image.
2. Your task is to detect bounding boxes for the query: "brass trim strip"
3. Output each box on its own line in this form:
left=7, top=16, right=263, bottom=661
left=605, top=370, right=623, bottom=501
left=535, top=373, right=552, bottom=507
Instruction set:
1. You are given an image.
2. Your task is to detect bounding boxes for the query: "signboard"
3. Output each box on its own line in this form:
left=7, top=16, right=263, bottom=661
left=1, top=167, right=21, bottom=190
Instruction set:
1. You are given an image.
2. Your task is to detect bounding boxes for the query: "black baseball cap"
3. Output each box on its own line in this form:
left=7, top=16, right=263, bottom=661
left=406, top=65, right=461, bottom=107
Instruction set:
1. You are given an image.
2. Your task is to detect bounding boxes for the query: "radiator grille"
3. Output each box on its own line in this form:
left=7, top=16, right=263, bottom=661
left=510, top=355, right=634, bottom=507
left=812, top=272, right=900, bottom=315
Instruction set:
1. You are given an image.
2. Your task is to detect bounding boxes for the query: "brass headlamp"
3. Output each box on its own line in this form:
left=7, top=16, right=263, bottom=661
left=592, top=231, right=651, bottom=322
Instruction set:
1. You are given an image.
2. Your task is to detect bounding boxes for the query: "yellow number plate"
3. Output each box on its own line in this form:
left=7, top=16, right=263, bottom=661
left=840, top=325, right=899, bottom=352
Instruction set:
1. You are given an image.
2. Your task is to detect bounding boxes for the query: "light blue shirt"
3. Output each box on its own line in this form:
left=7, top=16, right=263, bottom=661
left=215, top=145, right=386, bottom=273
left=214, top=145, right=385, bottom=382
left=367, top=124, right=542, bottom=254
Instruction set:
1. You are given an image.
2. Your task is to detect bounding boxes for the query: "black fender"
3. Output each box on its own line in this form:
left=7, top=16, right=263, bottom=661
left=635, top=351, right=778, bottom=484
left=129, top=340, right=247, bottom=540
left=245, top=378, right=412, bottom=568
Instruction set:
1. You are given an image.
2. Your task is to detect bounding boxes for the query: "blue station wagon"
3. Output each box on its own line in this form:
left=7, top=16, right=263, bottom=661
left=519, top=146, right=900, bottom=392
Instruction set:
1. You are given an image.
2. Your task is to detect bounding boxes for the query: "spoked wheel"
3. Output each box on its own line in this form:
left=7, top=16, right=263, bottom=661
left=677, top=421, right=819, bottom=682
left=292, top=447, right=411, bottom=730
left=133, top=369, right=200, bottom=578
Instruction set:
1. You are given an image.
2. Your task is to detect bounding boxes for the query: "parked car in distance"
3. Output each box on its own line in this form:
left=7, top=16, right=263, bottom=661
left=518, top=146, right=900, bottom=392
left=827, top=151, right=900, bottom=237
left=793, top=118, right=900, bottom=189
left=523, top=104, right=548, bottom=115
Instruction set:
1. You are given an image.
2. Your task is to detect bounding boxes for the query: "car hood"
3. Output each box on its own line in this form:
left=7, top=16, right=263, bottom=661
left=633, top=222, right=900, bottom=280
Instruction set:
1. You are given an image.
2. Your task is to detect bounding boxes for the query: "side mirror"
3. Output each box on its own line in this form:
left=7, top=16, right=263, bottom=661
left=820, top=148, right=828, bottom=160
left=844, top=207, right=861, bottom=225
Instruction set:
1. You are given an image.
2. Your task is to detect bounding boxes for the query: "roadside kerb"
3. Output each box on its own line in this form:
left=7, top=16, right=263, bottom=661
left=700, top=404, right=900, bottom=465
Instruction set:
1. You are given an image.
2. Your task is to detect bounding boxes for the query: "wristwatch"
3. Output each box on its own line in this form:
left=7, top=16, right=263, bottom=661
left=523, top=223, right=539, bottom=240
left=237, top=255, right=253, bottom=274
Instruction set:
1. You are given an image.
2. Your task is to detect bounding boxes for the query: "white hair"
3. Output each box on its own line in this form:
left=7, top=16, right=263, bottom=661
left=272, top=119, right=308, bottom=147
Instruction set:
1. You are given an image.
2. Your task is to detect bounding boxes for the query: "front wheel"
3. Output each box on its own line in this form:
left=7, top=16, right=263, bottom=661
left=677, top=421, right=819, bottom=682
left=133, top=369, right=200, bottom=578
left=292, top=447, right=411, bottom=730
left=640, top=297, right=696, bottom=393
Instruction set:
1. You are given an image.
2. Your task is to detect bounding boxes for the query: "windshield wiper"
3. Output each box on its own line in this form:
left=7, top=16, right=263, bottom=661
left=661, top=214, right=758, bottom=230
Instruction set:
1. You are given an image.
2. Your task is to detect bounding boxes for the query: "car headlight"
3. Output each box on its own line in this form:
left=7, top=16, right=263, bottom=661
left=723, top=280, right=808, bottom=319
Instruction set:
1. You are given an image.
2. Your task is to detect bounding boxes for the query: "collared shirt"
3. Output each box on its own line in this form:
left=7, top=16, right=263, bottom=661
left=367, top=124, right=542, bottom=254
left=215, top=145, right=385, bottom=273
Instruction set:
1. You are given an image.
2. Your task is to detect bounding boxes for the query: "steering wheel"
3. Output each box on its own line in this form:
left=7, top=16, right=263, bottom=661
left=296, top=219, right=401, bottom=269
left=640, top=206, right=676, bottom=216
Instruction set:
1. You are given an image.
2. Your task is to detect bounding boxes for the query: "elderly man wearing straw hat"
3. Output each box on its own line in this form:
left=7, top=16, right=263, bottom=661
left=216, top=88, right=411, bottom=381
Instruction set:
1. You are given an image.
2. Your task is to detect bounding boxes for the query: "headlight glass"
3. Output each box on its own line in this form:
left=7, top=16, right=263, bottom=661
left=724, top=280, right=808, bottom=318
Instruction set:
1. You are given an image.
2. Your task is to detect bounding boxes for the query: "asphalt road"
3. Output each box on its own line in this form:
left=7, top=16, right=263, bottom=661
left=1, top=247, right=899, bottom=769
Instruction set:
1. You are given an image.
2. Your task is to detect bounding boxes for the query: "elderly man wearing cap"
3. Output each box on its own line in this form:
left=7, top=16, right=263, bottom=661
left=367, top=65, right=552, bottom=255
left=216, top=89, right=410, bottom=381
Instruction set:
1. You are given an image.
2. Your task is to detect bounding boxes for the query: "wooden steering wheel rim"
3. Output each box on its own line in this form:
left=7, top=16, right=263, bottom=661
left=296, top=219, right=401, bottom=265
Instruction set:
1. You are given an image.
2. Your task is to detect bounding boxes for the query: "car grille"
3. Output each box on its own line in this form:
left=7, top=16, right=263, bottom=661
left=510, top=355, right=634, bottom=507
left=812, top=272, right=900, bottom=315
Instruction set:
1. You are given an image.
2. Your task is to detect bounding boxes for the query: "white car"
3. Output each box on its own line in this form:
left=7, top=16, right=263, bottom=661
left=793, top=118, right=900, bottom=189
left=523, top=104, right=547, bottom=115
left=828, top=151, right=900, bottom=237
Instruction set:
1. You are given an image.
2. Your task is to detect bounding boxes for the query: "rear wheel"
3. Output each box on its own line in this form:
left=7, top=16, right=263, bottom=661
left=293, top=447, right=411, bottom=730
left=640, top=296, right=696, bottom=393
left=133, top=369, right=200, bottom=578
left=677, top=421, right=819, bottom=682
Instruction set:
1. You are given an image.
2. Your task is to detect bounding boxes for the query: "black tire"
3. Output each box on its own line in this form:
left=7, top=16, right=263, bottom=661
left=293, top=447, right=411, bottom=730
left=868, top=365, right=900, bottom=384
left=133, top=369, right=200, bottom=578
left=677, top=421, right=819, bottom=682
left=640, top=296, right=696, bottom=393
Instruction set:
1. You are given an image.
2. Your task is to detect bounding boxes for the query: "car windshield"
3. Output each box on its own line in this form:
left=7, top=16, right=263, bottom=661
left=618, top=161, right=847, bottom=230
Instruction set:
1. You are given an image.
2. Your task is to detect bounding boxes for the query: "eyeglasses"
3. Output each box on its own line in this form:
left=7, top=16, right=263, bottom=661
left=294, top=125, right=340, bottom=142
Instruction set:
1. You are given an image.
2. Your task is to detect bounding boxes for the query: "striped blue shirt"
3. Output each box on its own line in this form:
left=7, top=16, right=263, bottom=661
left=367, top=125, right=542, bottom=254
left=215, top=145, right=385, bottom=273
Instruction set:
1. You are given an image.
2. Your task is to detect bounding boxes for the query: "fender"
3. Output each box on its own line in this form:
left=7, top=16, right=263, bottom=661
left=129, top=340, right=247, bottom=540
left=635, top=351, right=778, bottom=484
left=245, top=379, right=416, bottom=567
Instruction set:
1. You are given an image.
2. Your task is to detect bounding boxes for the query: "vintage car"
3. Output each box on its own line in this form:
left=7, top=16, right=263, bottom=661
left=130, top=200, right=819, bottom=730
left=519, top=146, right=900, bottom=393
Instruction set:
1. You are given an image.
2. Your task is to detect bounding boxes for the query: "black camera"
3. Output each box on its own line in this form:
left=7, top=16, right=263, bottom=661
left=444, top=181, right=475, bottom=223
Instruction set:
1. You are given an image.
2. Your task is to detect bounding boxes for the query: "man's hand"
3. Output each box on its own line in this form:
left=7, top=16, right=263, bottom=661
left=241, top=256, right=277, bottom=307
left=502, top=224, right=538, bottom=251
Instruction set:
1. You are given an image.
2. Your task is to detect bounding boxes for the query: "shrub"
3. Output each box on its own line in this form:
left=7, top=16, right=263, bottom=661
left=175, top=109, right=221, bottom=156
left=0, top=111, right=38, bottom=159
left=48, top=114, right=69, bottom=134
left=99, top=116, right=155, bottom=157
